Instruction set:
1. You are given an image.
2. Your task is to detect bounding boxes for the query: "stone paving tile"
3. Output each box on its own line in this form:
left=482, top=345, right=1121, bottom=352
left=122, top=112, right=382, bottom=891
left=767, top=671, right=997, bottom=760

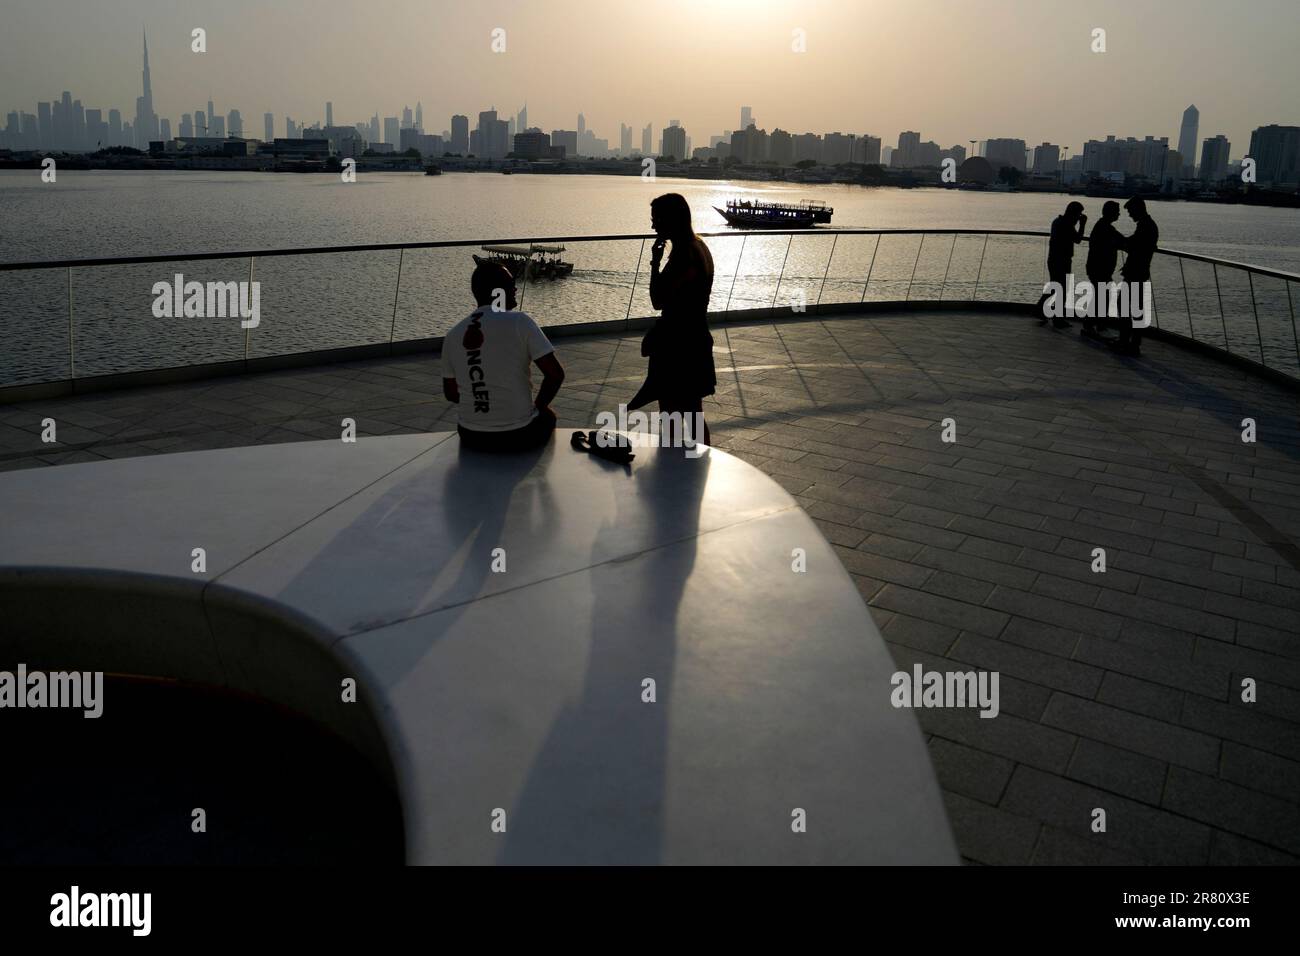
left=1162, top=766, right=1300, bottom=856
left=1001, top=765, right=1212, bottom=865
left=1042, top=693, right=1220, bottom=773
left=941, top=791, right=1041, bottom=866
left=929, top=737, right=1015, bottom=806
left=4, top=310, right=1299, bottom=865
left=1066, top=737, right=1168, bottom=806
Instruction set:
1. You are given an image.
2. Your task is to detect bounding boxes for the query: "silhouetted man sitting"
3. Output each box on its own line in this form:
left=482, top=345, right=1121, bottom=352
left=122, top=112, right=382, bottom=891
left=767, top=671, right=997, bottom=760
left=1037, top=201, right=1086, bottom=328
left=1084, top=200, right=1126, bottom=340
left=442, top=258, right=565, bottom=451
left=1113, top=196, right=1159, bottom=357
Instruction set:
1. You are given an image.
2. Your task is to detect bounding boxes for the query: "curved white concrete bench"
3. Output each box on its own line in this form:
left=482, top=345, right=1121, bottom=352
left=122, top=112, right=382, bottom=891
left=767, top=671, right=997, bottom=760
left=0, top=432, right=958, bottom=865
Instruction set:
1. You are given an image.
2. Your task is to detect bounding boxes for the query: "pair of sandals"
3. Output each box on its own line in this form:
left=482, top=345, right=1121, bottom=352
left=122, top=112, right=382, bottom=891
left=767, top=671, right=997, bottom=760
left=570, top=430, right=635, bottom=465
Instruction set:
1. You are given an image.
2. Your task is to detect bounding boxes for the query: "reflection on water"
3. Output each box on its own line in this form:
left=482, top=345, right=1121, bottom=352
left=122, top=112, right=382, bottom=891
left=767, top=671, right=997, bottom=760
left=1, top=170, right=1298, bottom=384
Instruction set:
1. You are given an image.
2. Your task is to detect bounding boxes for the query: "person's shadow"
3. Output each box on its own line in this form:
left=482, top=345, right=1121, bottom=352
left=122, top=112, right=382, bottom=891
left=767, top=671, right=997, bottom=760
left=257, top=435, right=557, bottom=675
left=499, top=442, right=711, bottom=864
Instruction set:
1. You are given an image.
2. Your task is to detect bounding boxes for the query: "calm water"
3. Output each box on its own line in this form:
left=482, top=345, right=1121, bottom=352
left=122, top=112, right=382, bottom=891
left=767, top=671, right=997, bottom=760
left=1, top=170, right=1298, bottom=384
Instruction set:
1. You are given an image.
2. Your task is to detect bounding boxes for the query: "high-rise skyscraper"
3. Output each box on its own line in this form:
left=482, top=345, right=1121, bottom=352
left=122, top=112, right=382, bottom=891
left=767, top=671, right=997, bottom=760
left=326, top=102, right=333, bottom=127
left=662, top=124, right=686, bottom=160
left=642, top=123, right=652, bottom=156
left=416, top=102, right=424, bottom=132
left=1199, top=134, right=1231, bottom=182
left=740, top=106, right=752, bottom=131
left=264, top=113, right=274, bottom=141
left=895, top=131, right=921, bottom=167
left=135, top=29, right=158, bottom=148
left=37, top=102, right=52, bottom=147
left=207, top=97, right=216, bottom=129
left=402, top=106, right=413, bottom=129
left=517, top=104, right=527, bottom=135
left=578, top=112, right=586, bottom=137
left=228, top=109, right=242, bottom=136
left=85, top=109, right=104, bottom=148
left=1178, top=105, right=1199, bottom=177
left=451, top=114, right=469, bottom=154
left=478, top=109, right=509, bottom=158
left=384, top=116, right=400, bottom=146
left=620, top=123, right=632, bottom=155
left=1247, top=125, right=1300, bottom=186
left=72, top=99, right=86, bottom=150
left=195, top=110, right=206, bottom=135
left=984, top=137, right=1028, bottom=171
left=1032, top=142, right=1061, bottom=175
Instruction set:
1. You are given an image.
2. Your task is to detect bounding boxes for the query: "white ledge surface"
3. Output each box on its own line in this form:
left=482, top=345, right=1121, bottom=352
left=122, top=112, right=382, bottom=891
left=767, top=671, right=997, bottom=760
left=0, top=432, right=958, bottom=865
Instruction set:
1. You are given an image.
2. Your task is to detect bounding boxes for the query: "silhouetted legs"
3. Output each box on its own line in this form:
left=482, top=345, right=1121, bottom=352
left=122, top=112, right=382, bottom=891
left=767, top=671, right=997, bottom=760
left=1037, top=266, right=1071, bottom=328
left=658, top=399, right=710, bottom=449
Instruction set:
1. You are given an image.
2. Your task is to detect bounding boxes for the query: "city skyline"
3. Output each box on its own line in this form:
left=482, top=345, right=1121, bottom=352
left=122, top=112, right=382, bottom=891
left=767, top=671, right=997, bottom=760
left=2, top=0, right=1296, bottom=161
left=0, top=37, right=1285, bottom=178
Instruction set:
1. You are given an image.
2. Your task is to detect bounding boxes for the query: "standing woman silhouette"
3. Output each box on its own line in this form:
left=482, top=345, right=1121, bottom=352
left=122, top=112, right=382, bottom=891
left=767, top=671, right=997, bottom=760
left=629, top=193, right=715, bottom=447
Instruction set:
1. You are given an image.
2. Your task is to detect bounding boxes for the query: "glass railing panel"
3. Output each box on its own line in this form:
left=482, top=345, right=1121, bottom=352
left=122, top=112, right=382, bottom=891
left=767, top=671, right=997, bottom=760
left=1249, top=272, right=1300, bottom=377
left=907, top=232, right=956, bottom=302
left=974, top=235, right=1043, bottom=303
left=520, top=238, right=642, bottom=330
left=818, top=233, right=880, bottom=308
left=770, top=233, right=836, bottom=313
left=0, top=267, right=69, bottom=387
left=70, top=257, right=246, bottom=377
left=863, top=233, right=923, bottom=302
left=1147, top=253, right=1185, bottom=334
left=936, top=233, right=986, bottom=302
left=1215, top=264, right=1262, bottom=361
left=247, top=250, right=397, bottom=358
left=719, top=233, right=796, bottom=312
left=1175, top=257, right=1225, bottom=349
left=391, top=245, right=478, bottom=341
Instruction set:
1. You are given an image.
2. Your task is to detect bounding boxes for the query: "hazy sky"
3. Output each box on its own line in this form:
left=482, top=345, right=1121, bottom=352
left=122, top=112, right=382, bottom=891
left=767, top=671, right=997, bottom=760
left=2, top=0, right=1296, bottom=156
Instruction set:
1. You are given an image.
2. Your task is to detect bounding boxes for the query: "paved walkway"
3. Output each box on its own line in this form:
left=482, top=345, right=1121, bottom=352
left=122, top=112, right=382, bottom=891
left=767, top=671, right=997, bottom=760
left=2, top=309, right=1298, bottom=865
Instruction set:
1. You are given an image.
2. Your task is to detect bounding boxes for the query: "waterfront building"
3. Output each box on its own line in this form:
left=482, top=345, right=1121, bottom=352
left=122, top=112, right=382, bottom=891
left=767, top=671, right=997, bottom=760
left=1031, top=142, right=1060, bottom=175
left=1081, top=135, right=1169, bottom=180
left=450, top=114, right=469, bottom=154
left=1178, top=105, right=1199, bottom=176
left=984, top=137, right=1027, bottom=172
left=661, top=124, right=686, bottom=161
left=1247, top=124, right=1300, bottom=186
left=1199, top=134, right=1231, bottom=183
left=133, top=30, right=158, bottom=149
left=552, top=129, right=578, bottom=157
left=769, top=128, right=793, bottom=166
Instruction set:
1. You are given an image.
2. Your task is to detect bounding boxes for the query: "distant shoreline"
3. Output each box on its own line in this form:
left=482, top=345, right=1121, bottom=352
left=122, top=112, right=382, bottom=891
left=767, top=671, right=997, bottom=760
left=2, top=155, right=1298, bottom=208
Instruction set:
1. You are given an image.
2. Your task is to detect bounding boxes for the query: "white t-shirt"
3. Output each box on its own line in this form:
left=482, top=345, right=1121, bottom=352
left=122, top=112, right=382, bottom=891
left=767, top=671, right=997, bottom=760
left=442, top=308, right=554, bottom=432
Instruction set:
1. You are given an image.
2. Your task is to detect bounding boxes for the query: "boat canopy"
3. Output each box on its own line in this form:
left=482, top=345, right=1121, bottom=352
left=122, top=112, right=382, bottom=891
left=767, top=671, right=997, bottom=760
left=480, top=243, right=566, bottom=256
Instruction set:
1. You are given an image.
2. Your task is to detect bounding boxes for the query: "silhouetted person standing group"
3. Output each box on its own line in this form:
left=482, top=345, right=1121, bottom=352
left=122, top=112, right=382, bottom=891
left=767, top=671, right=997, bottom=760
left=1117, top=197, right=1159, bottom=356
left=1037, top=201, right=1087, bottom=328
left=1038, top=196, right=1159, bottom=356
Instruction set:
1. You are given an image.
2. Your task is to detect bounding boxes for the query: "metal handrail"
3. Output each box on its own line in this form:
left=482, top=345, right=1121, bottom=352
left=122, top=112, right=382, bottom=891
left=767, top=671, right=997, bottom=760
left=5, top=228, right=1297, bottom=284
left=2, top=228, right=1296, bottom=392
